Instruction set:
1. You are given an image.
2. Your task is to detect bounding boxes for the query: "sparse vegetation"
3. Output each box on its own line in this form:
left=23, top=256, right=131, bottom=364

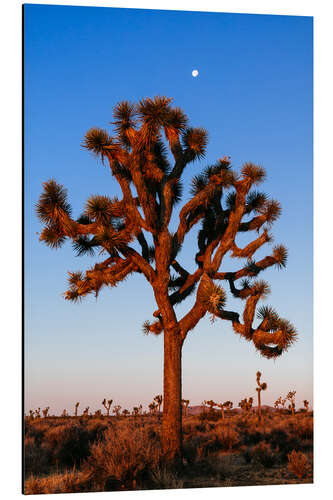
left=24, top=398, right=313, bottom=494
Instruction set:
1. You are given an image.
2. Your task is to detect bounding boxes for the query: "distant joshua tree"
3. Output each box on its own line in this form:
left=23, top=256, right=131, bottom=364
left=102, top=398, right=113, bottom=416
left=74, top=402, right=80, bottom=417
left=274, top=396, right=287, bottom=412
left=34, top=408, right=41, bottom=419
left=287, top=391, right=296, bottom=416
left=239, top=397, right=253, bottom=417
left=122, top=409, right=130, bottom=417
left=42, top=407, right=50, bottom=418
left=255, top=371, right=267, bottom=422
left=113, top=405, right=122, bottom=417
left=61, top=409, right=68, bottom=418
left=94, top=409, right=102, bottom=417
left=182, top=399, right=190, bottom=417
left=217, top=401, right=233, bottom=421
left=132, top=406, right=139, bottom=417
left=154, top=395, right=163, bottom=414
left=303, top=400, right=309, bottom=412
left=205, top=400, right=217, bottom=413
left=149, top=402, right=159, bottom=415
left=83, top=406, right=90, bottom=416
left=37, top=96, right=297, bottom=461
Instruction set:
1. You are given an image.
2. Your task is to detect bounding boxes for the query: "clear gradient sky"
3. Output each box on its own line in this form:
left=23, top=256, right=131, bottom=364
left=24, top=4, right=313, bottom=415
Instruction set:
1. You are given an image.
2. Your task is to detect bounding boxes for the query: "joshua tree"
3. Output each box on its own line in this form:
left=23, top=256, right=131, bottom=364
left=102, top=398, right=113, bottom=416
left=61, top=409, right=68, bottom=418
left=113, top=405, right=122, bottom=417
left=154, top=394, right=163, bottom=414
left=37, top=96, right=297, bottom=461
left=122, top=408, right=130, bottom=417
left=94, top=409, right=102, bottom=417
left=205, top=400, right=217, bottom=413
left=274, top=396, right=287, bottom=412
left=303, top=399, right=309, bottom=412
left=132, top=406, right=139, bottom=417
left=224, top=401, right=233, bottom=412
left=42, top=406, right=50, bottom=418
left=181, top=399, right=190, bottom=417
left=74, top=402, right=80, bottom=417
left=83, top=406, right=90, bottom=416
left=29, top=410, right=34, bottom=420
left=256, top=371, right=267, bottom=423
left=149, top=402, right=158, bottom=415
left=217, top=400, right=233, bottom=421
left=239, top=397, right=253, bottom=417
left=287, top=391, right=296, bottom=416
left=34, top=408, right=41, bottom=419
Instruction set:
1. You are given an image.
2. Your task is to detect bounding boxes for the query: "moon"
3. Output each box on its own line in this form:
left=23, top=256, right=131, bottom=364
left=192, top=69, right=199, bottom=77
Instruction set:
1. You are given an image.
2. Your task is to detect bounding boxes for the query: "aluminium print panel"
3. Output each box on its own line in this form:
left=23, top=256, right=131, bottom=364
left=24, top=3, right=313, bottom=494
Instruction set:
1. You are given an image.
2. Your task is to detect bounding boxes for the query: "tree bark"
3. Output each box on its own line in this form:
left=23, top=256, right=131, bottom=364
left=257, top=390, right=262, bottom=422
left=162, top=327, right=183, bottom=463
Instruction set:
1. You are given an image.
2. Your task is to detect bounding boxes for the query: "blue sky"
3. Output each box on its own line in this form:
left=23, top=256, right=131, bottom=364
left=24, top=4, right=312, bottom=415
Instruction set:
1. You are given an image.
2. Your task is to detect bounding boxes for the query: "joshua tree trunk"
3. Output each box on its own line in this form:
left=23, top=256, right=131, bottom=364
left=162, top=326, right=183, bottom=462
left=257, top=390, right=262, bottom=422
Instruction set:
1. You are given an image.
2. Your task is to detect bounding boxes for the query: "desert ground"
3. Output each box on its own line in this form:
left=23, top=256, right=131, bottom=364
left=24, top=406, right=313, bottom=494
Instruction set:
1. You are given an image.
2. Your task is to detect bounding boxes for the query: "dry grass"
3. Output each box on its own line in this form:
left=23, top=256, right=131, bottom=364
left=24, top=411, right=313, bottom=494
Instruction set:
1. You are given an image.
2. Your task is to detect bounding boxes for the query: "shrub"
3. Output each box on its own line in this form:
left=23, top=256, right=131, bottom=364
left=86, top=419, right=109, bottom=442
left=295, top=418, right=313, bottom=440
left=84, top=424, right=162, bottom=490
left=287, top=450, right=309, bottom=479
left=150, top=467, right=184, bottom=489
left=24, top=470, right=92, bottom=495
left=252, top=442, right=277, bottom=468
left=198, top=411, right=220, bottom=422
left=241, top=429, right=264, bottom=446
left=267, top=427, right=289, bottom=449
left=218, top=428, right=239, bottom=451
left=44, top=424, right=90, bottom=466
left=241, top=446, right=253, bottom=464
left=24, top=436, right=51, bottom=476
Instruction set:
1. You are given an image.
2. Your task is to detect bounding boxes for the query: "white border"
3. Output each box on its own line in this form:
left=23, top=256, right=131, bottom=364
left=1, top=0, right=332, bottom=498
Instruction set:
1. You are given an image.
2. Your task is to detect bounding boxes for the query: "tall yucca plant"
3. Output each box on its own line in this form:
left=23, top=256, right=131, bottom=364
left=37, top=96, right=297, bottom=462
left=255, top=371, right=267, bottom=423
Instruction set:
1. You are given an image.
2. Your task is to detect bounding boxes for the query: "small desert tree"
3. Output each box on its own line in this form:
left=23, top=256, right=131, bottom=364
left=149, top=402, right=158, bottom=415
left=42, top=407, right=50, bottom=418
left=217, top=400, right=233, bottom=421
left=83, top=406, right=90, bottom=416
left=102, top=398, right=113, bottom=416
left=255, top=371, right=267, bottom=423
left=37, top=96, right=297, bottom=461
left=239, top=397, right=253, bottom=417
left=74, top=402, right=80, bottom=417
left=287, top=391, right=296, bottom=416
left=154, top=394, right=163, bottom=414
left=274, top=396, right=287, bottom=413
left=113, top=405, right=122, bottom=417
left=303, top=399, right=309, bottom=412
left=205, top=400, right=217, bottom=413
